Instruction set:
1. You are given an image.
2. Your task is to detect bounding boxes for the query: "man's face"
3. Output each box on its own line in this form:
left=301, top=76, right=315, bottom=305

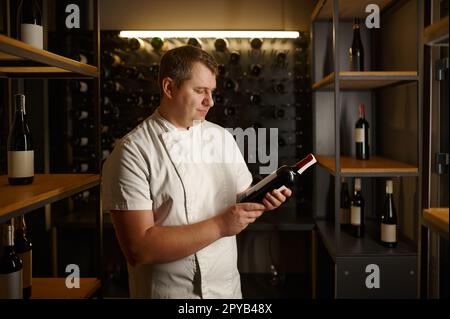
left=170, top=61, right=216, bottom=128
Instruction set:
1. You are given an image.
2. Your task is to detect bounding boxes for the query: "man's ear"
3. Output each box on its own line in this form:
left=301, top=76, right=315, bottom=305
left=162, top=77, right=175, bottom=99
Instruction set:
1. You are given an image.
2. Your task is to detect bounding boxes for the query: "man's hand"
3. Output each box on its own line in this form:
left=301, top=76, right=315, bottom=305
left=216, top=203, right=266, bottom=237
left=262, top=188, right=292, bottom=211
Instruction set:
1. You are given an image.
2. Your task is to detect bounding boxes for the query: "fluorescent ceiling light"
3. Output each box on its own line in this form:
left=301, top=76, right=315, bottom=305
left=119, top=30, right=300, bottom=39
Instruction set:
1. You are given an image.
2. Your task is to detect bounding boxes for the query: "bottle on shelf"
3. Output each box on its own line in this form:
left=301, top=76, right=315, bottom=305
left=71, top=136, right=89, bottom=147
left=238, top=153, right=317, bottom=203
left=379, top=180, right=398, bottom=248
left=72, top=80, right=89, bottom=93
left=0, top=223, right=23, bottom=299
left=224, top=106, right=237, bottom=117
left=224, top=78, right=239, bottom=92
left=187, top=38, right=203, bottom=48
left=150, top=37, right=165, bottom=51
left=7, top=94, right=34, bottom=185
left=217, top=64, right=227, bottom=77
left=340, top=177, right=351, bottom=228
left=13, top=216, right=32, bottom=299
left=229, top=51, right=241, bottom=65
left=17, top=0, right=43, bottom=49
left=275, top=51, right=288, bottom=67
left=250, top=64, right=263, bottom=77
left=355, top=104, right=370, bottom=160
left=249, top=92, right=261, bottom=105
left=349, top=17, right=364, bottom=71
left=350, top=178, right=365, bottom=238
left=250, top=38, right=263, bottom=50
left=273, top=107, right=286, bottom=119
left=214, top=38, right=229, bottom=52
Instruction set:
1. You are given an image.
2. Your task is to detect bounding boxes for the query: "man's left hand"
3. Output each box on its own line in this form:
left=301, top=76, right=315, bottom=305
left=262, top=188, right=292, bottom=211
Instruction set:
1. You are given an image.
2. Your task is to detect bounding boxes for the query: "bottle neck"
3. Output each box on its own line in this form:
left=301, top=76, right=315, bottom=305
left=294, top=153, right=317, bottom=174
left=1, top=225, right=14, bottom=247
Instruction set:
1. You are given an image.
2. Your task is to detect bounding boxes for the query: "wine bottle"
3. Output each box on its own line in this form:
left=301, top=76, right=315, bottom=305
left=229, top=51, right=241, bottom=65
left=349, top=17, right=364, bottom=71
left=214, top=38, right=228, bottom=52
left=7, top=94, right=34, bottom=185
left=250, top=38, right=263, bottom=50
left=250, top=64, right=263, bottom=77
left=13, top=216, right=32, bottom=299
left=150, top=37, right=165, bottom=51
left=187, top=38, right=202, bottom=48
left=350, top=178, right=365, bottom=237
left=355, top=104, right=370, bottom=160
left=0, top=223, right=23, bottom=299
left=380, top=180, right=398, bottom=248
left=340, top=178, right=351, bottom=227
left=224, top=106, right=236, bottom=117
left=275, top=51, right=287, bottom=66
left=17, top=0, right=43, bottom=49
left=249, top=93, right=261, bottom=105
left=238, top=153, right=317, bottom=203
left=224, top=78, right=238, bottom=92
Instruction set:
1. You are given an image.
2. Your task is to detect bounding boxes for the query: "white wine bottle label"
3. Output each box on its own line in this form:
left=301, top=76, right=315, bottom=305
left=350, top=206, right=361, bottom=225
left=7, top=151, right=34, bottom=178
left=21, top=23, right=43, bottom=49
left=339, top=208, right=349, bottom=224
left=381, top=223, right=397, bottom=243
left=243, top=171, right=277, bottom=198
left=0, top=270, right=23, bottom=299
left=354, top=128, right=365, bottom=143
left=18, top=250, right=32, bottom=289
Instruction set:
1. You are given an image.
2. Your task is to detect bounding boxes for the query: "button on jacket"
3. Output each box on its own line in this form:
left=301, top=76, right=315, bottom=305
left=102, top=109, right=252, bottom=298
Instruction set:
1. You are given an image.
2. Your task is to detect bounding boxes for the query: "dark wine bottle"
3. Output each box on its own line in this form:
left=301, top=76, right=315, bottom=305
left=355, top=104, right=370, bottom=160
left=340, top=178, right=351, bottom=227
left=187, top=38, right=202, bottom=48
left=13, top=216, right=32, bottom=299
left=380, top=180, right=398, bottom=248
left=238, top=153, right=317, bottom=203
left=17, top=0, right=43, bottom=49
left=214, top=38, right=228, bottom=52
left=224, top=106, right=236, bottom=117
left=350, top=178, right=365, bottom=237
left=250, top=64, right=263, bottom=77
left=150, top=37, right=165, bottom=51
left=229, top=51, right=241, bottom=65
left=7, top=94, right=34, bottom=185
left=349, top=17, right=364, bottom=71
left=249, top=92, right=261, bottom=105
left=0, top=224, right=23, bottom=299
left=250, top=38, right=263, bottom=50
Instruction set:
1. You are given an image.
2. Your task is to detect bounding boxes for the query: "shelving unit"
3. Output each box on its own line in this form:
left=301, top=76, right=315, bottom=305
left=0, top=0, right=102, bottom=299
left=422, top=208, right=449, bottom=240
left=311, top=0, right=422, bottom=298
left=423, top=16, right=449, bottom=46
left=312, top=71, right=418, bottom=90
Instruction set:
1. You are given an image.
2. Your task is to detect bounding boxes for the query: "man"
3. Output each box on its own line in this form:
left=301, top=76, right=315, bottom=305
left=102, top=45, right=292, bottom=298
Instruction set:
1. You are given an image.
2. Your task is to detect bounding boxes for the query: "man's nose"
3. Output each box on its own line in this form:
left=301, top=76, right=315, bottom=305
left=203, top=92, right=214, bottom=107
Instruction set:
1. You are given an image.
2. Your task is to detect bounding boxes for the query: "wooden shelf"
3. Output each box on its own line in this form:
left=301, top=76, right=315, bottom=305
left=312, top=0, right=394, bottom=21
left=316, top=155, right=419, bottom=177
left=0, top=174, right=100, bottom=222
left=312, top=71, right=418, bottom=90
left=316, top=220, right=417, bottom=261
left=422, top=208, right=449, bottom=240
left=424, top=16, right=449, bottom=46
left=31, top=278, right=100, bottom=299
left=0, top=34, right=98, bottom=78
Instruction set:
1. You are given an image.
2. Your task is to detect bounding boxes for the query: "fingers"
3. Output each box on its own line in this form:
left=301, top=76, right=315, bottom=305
left=240, top=202, right=266, bottom=211
left=281, top=188, right=292, bottom=197
left=263, top=188, right=292, bottom=211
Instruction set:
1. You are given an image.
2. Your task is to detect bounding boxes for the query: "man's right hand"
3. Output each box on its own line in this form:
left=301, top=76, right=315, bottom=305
left=216, top=203, right=266, bottom=237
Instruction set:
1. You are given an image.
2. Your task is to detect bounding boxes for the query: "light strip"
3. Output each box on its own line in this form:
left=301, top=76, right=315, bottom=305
left=119, top=30, right=300, bottom=39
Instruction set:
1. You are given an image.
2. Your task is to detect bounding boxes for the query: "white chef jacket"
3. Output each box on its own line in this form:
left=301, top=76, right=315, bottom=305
left=101, top=109, right=253, bottom=299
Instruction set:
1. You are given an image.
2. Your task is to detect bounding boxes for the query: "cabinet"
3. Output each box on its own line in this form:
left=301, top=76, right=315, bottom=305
left=311, top=0, right=422, bottom=298
left=0, top=0, right=102, bottom=299
left=421, top=0, right=448, bottom=299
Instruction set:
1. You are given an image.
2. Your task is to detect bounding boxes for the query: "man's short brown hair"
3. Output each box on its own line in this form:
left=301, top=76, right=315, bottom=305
left=158, top=45, right=218, bottom=95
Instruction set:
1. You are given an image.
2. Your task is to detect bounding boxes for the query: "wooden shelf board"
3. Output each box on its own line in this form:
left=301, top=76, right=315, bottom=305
left=422, top=207, right=449, bottom=239
left=31, top=278, right=100, bottom=299
left=312, top=0, right=394, bottom=21
left=316, top=220, right=417, bottom=261
left=0, top=174, right=100, bottom=222
left=316, top=155, right=418, bottom=177
left=424, top=16, right=449, bottom=46
left=0, top=34, right=98, bottom=78
left=312, top=71, right=418, bottom=90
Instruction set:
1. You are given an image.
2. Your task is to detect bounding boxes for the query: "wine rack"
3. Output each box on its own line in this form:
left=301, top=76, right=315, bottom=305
left=99, top=31, right=313, bottom=214
left=311, top=0, right=422, bottom=299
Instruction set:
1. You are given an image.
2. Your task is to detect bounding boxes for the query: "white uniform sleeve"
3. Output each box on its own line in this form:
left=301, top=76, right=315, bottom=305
left=226, top=131, right=253, bottom=194
left=101, top=139, right=153, bottom=211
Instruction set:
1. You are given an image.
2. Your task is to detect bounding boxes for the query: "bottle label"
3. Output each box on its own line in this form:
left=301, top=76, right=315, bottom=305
left=350, top=206, right=361, bottom=225
left=381, top=223, right=397, bottom=243
left=242, top=171, right=277, bottom=198
left=354, top=128, right=365, bottom=143
left=7, top=151, right=34, bottom=178
left=18, top=250, right=32, bottom=289
left=21, top=23, right=43, bottom=49
left=340, top=208, right=349, bottom=224
left=0, top=270, right=23, bottom=299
